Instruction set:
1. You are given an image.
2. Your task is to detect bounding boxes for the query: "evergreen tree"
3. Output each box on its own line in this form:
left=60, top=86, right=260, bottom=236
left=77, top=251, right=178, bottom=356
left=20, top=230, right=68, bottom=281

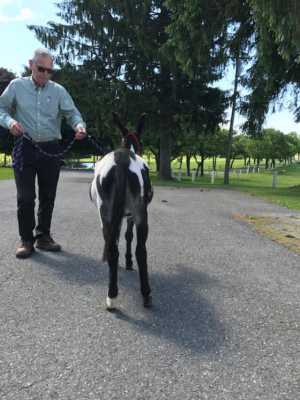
left=29, top=1, right=227, bottom=179
left=0, top=68, right=16, bottom=159
left=28, top=1, right=174, bottom=178
left=165, top=0, right=255, bottom=184
left=242, top=1, right=300, bottom=131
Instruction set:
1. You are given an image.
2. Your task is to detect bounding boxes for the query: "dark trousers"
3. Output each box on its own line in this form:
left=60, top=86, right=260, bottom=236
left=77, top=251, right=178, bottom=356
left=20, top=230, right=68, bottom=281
left=13, top=140, right=62, bottom=242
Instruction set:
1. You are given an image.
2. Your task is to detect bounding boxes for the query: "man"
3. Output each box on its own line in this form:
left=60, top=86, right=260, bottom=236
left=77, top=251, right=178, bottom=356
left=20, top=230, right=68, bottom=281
left=0, top=48, right=87, bottom=258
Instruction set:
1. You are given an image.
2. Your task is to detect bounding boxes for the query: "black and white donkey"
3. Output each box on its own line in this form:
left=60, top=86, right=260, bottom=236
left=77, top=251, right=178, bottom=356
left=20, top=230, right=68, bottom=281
left=90, top=113, right=153, bottom=310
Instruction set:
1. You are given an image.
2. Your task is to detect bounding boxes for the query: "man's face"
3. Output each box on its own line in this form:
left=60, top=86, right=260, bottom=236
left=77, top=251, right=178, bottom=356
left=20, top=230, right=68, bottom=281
left=29, top=55, right=53, bottom=86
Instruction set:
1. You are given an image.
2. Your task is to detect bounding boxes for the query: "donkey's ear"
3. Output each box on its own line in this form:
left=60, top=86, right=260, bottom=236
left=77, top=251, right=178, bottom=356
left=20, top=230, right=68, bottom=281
left=112, top=112, right=128, bottom=137
left=136, top=113, right=146, bottom=137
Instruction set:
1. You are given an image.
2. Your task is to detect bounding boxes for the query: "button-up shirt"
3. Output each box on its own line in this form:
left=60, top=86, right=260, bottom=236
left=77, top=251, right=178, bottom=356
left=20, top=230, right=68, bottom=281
left=0, top=76, right=85, bottom=142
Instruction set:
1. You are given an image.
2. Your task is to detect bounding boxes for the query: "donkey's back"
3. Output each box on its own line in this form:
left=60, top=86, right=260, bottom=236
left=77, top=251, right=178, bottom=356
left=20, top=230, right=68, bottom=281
left=90, top=148, right=152, bottom=227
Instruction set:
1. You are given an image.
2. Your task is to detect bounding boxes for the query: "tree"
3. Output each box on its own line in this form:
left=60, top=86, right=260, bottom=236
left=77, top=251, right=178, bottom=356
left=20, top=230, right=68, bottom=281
left=0, top=68, right=16, bottom=94
left=248, top=1, right=300, bottom=61
left=247, top=137, right=265, bottom=166
left=165, top=0, right=255, bottom=184
left=173, top=84, right=227, bottom=176
left=230, top=134, right=250, bottom=168
left=286, top=132, right=300, bottom=160
left=28, top=1, right=181, bottom=179
left=29, top=0, right=230, bottom=179
left=0, top=68, right=16, bottom=164
left=284, top=132, right=300, bottom=163
left=259, top=129, right=286, bottom=169
left=242, top=1, right=300, bottom=132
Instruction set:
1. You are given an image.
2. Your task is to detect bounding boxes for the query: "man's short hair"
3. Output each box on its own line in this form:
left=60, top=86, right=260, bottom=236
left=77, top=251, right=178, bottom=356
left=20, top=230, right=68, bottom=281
left=32, top=48, right=54, bottom=62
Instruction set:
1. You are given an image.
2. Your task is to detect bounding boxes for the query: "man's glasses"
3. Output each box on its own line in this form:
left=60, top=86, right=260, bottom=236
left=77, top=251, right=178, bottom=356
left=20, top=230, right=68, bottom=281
left=36, top=65, right=54, bottom=74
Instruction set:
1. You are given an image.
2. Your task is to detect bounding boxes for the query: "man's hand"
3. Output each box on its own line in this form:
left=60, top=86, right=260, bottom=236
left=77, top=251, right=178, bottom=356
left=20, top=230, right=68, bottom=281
left=74, top=125, right=87, bottom=140
left=9, top=121, right=24, bottom=136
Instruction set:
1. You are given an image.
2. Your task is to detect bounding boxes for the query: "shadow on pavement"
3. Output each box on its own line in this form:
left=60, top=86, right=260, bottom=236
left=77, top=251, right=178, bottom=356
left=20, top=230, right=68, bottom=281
left=31, top=250, right=107, bottom=285
left=31, top=253, right=226, bottom=354
left=115, top=263, right=226, bottom=354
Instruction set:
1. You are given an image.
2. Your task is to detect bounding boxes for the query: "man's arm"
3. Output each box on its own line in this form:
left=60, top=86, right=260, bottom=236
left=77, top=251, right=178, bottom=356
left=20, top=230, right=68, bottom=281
left=59, top=86, right=87, bottom=140
left=0, top=81, right=24, bottom=136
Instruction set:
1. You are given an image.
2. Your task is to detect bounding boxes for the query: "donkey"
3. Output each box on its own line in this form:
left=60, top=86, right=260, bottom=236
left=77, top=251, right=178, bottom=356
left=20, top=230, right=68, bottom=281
left=90, top=113, right=153, bottom=310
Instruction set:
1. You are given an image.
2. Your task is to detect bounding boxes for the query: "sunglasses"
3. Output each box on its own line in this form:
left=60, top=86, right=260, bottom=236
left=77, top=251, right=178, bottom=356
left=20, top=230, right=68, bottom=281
left=36, top=65, right=54, bottom=74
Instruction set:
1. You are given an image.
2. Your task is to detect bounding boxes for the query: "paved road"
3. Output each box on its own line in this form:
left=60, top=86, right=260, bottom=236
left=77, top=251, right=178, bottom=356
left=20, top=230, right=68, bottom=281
left=0, top=171, right=299, bottom=400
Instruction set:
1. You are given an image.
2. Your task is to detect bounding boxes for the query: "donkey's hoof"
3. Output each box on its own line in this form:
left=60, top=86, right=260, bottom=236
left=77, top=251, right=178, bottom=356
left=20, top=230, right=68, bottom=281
left=106, top=297, right=117, bottom=311
left=143, top=295, right=152, bottom=308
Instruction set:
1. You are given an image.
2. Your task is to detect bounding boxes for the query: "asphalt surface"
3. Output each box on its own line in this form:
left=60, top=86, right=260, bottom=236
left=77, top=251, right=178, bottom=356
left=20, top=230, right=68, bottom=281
left=0, top=170, right=299, bottom=400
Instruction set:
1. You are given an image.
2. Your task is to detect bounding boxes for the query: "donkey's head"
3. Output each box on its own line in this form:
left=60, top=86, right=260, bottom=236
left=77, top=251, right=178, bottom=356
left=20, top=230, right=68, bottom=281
left=112, top=112, right=146, bottom=156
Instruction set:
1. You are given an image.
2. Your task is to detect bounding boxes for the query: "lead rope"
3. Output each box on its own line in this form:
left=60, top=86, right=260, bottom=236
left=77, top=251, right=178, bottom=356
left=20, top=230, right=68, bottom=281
left=12, top=133, right=110, bottom=171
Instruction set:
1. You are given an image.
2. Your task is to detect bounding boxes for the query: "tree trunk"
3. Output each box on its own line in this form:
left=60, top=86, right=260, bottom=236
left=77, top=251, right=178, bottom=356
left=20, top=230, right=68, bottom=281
left=149, top=148, right=159, bottom=172
left=224, top=53, right=241, bottom=185
left=213, top=156, right=217, bottom=171
left=196, top=163, right=201, bottom=176
left=186, top=153, right=191, bottom=176
left=159, top=130, right=171, bottom=179
left=155, top=154, right=159, bottom=172
left=178, top=156, right=183, bottom=170
left=200, top=154, right=205, bottom=176
left=159, top=63, right=175, bottom=181
left=265, top=158, right=269, bottom=169
left=193, top=155, right=201, bottom=177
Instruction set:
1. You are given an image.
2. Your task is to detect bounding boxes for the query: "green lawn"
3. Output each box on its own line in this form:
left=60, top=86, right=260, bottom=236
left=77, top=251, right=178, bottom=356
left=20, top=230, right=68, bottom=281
left=152, top=163, right=300, bottom=211
left=225, top=164, right=300, bottom=210
left=0, top=167, right=13, bottom=180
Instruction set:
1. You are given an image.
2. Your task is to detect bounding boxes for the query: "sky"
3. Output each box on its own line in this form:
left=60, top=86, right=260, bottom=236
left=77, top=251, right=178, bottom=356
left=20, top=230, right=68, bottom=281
left=1, top=0, right=300, bottom=135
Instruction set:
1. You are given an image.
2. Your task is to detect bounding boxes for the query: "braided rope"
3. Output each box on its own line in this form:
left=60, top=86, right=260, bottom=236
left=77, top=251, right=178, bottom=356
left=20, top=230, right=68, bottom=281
left=12, top=135, right=25, bottom=171
left=12, top=133, right=108, bottom=171
left=24, top=133, right=77, bottom=159
left=87, top=134, right=110, bottom=154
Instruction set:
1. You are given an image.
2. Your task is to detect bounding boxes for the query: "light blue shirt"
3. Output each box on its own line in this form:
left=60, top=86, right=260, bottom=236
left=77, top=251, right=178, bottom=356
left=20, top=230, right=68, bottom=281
left=0, top=76, right=85, bottom=142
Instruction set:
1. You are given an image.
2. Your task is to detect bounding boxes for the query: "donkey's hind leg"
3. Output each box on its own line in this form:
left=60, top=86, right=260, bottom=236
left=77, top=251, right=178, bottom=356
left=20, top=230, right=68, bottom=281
left=102, top=224, right=109, bottom=262
left=135, top=213, right=152, bottom=308
left=102, top=219, right=120, bottom=310
left=125, top=216, right=134, bottom=270
left=106, top=238, right=119, bottom=310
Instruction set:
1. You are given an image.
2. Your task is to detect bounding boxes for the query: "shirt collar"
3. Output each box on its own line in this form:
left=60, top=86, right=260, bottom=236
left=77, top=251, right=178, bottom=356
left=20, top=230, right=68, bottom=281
left=30, top=75, right=50, bottom=90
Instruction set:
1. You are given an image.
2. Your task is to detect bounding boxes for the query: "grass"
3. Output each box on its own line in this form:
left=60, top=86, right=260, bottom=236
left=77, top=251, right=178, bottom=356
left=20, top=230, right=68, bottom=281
left=226, top=167, right=300, bottom=210
left=0, top=167, right=14, bottom=180
left=233, top=213, right=300, bottom=254
left=151, top=162, right=300, bottom=211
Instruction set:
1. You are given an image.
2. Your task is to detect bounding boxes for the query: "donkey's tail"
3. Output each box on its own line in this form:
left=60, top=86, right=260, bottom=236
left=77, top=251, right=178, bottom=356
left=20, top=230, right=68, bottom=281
left=110, top=151, right=130, bottom=237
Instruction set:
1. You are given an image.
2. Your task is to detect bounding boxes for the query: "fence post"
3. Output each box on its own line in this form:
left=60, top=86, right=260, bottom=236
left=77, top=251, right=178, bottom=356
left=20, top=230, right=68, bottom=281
left=177, top=169, right=182, bottom=181
left=191, top=170, right=196, bottom=182
left=272, top=170, right=278, bottom=188
left=211, top=170, right=215, bottom=184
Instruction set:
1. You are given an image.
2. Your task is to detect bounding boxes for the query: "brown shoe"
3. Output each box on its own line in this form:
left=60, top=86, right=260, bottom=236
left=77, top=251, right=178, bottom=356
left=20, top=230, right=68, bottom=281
left=16, top=241, right=34, bottom=259
left=35, top=235, right=62, bottom=252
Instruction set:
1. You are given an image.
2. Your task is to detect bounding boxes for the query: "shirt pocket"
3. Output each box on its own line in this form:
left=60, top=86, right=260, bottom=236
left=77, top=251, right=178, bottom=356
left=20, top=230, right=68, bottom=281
left=42, top=95, right=59, bottom=119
